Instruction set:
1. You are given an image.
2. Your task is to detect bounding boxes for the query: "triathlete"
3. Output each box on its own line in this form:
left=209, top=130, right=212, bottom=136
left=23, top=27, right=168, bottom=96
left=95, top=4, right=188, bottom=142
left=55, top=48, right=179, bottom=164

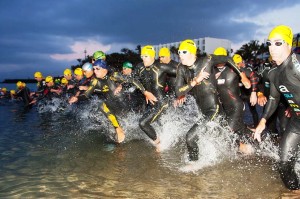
left=174, top=39, right=251, bottom=161
left=254, top=25, right=300, bottom=190
left=69, top=61, right=156, bottom=143
left=134, top=45, right=177, bottom=150
left=158, top=47, right=179, bottom=97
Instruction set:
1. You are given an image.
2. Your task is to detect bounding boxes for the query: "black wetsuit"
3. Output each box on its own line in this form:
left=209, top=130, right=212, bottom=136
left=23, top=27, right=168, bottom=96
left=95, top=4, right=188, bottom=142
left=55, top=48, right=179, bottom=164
left=78, top=73, right=146, bottom=128
left=164, top=60, right=180, bottom=97
left=240, top=64, right=259, bottom=127
left=257, top=62, right=289, bottom=136
left=214, top=65, right=254, bottom=142
left=262, top=53, right=300, bottom=190
left=175, top=55, right=245, bottom=161
left=37, top=84, right=62, bottom=101
left=111, top=72, right=145, bottom=113
left=16, top=87, right=32, bottom=108
left=66, top=78, right=77, bottom=96
left=135, top=61, right=177, bottom=141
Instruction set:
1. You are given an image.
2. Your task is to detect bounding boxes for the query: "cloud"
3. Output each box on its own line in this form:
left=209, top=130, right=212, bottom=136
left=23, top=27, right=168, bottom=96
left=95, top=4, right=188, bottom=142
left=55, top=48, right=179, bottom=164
left=230, top=3, right=300, bottom=43
left=50, top=39, right=111, bottom=61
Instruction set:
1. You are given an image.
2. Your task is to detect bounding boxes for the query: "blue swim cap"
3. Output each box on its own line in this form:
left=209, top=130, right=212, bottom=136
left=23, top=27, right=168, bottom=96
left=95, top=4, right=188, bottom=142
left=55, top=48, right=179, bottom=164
left=94, top=59, right=109, bottom=70
left=82, top=63, right=93, bottom=71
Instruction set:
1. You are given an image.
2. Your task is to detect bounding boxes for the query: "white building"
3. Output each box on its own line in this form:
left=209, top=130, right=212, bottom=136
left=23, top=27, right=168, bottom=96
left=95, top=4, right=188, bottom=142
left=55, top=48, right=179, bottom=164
left=151, top=37, right=232, bottom=60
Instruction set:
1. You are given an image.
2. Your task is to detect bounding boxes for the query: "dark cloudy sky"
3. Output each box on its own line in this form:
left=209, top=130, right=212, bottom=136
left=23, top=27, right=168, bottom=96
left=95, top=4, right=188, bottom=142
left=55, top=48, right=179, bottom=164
left=0, top=0, right=299, bottom=81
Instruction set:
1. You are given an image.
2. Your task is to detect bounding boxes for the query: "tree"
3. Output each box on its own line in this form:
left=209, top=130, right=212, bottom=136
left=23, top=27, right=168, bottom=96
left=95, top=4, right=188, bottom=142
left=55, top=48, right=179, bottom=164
left=235, top=40, right=262, bottom=61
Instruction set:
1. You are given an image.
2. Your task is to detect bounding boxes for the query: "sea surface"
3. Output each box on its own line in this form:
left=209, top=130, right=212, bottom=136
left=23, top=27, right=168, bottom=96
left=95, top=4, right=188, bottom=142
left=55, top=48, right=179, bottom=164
left=0, top=83, right=298, bottom=198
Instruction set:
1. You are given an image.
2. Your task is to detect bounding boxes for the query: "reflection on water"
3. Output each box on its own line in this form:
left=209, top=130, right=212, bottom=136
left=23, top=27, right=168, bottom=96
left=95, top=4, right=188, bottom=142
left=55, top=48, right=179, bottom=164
left=0, top=97, right=297, bottom=198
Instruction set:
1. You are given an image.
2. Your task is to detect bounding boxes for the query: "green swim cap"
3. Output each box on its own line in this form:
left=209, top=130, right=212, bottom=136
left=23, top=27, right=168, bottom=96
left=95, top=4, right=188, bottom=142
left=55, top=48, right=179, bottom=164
left=93, top=51, right=106, bottom=60
left=122, top=61, right=133, bottom=69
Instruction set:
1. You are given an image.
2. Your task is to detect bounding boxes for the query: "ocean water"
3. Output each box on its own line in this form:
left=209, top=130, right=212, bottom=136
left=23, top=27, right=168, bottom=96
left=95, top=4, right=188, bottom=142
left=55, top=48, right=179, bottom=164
left=0, top=85, right=296, bottom=198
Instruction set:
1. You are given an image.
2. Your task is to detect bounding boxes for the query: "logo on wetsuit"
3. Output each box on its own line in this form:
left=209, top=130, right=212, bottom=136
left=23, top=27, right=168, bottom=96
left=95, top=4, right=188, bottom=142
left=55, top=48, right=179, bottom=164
left=279, top=85, right=300, bottom=116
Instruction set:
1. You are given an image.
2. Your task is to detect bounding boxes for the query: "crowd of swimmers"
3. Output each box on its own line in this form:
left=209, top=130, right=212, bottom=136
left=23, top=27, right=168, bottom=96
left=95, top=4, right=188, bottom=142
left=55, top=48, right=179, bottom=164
left=1, top=25, right=300, bottom=191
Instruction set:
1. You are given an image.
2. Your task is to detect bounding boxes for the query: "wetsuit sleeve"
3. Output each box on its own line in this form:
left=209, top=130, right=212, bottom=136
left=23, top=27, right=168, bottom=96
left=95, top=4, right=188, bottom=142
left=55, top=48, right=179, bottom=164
left=110, top=72, right=146, bottom=93
left=261, top=80, right=280, bottom=120
left=175, top=65, right=193, bottom=97
left=210, top=55, right=242, bottom=75
left=160, top=63, right=177, bottom=77
left=77, top=78, right=98, bottom=101
left=241, top=68, right=259, bottom=92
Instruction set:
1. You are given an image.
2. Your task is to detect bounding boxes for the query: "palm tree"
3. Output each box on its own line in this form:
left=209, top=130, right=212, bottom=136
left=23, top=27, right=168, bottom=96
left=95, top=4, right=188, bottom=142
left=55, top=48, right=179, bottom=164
left=235, top=40, right=261, bottom=61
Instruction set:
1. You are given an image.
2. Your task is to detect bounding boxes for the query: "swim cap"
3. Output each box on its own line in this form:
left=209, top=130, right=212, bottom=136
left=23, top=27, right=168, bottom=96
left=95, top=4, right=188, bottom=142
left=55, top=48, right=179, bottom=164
left=159, top=47, right=170, bottom=57
left=268, top=25, right=293, bottom=46
left=45, top=76, right=54, bottom=83
left=10, top=90, right=16, bottom=95
left=74, top=68, right=83, bottom=76
left=141, top=45, right=156, bottom=58
left=232, top=54, right=243, bottom=64
left=94, top=59, right=109, bottom=69
left=22, top=82, right=26, bottom=87
left=61, top=77, right=68, bottom=85
left=179, top=39, right=197, bottom=55
left=122, top=61, right=133, bottom=69
left=93, top=51, right=106, bottom=60
left=214, top=47, right=227, bottom=56
left=82, top=63, right=93, bottom=71
left=34, top=71, right=43, bottom=78
left=16, top=81, right=23, bottom=88
left=64, top=68, right=72, bottom=76
left=1, top=87, right=7, bottom=92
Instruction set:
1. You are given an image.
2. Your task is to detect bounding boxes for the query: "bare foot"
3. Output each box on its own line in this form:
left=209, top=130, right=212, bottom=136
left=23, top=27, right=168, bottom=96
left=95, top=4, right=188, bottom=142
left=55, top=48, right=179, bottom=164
left=153, top=138, right=160, bottom=152
left=115, top=127, right=125, bottom=143
left=239, top=143, right=255, bottom=155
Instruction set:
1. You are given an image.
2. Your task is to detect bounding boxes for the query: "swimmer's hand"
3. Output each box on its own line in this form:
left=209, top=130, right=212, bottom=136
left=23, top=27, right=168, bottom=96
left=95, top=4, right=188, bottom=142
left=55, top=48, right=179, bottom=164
left=257, top=92, right=267, bottom=106
left=79, top=86, right=88, bottom=91
left=144, top=91, right=157, bottom=105
left=192, top=67, right=210, bottom=86
left=114, top=85, right=122, bottom=95
left=254, top=119, right=266, bottom=142
left=250, top=92, right=257, bottom=106
left=69, top=96, right=78, bottom=104
left=173, top=95, right=186, bottom=107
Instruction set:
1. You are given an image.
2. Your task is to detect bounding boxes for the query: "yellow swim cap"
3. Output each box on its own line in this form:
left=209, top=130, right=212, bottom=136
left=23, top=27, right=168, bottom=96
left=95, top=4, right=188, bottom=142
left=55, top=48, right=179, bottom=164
left=16, top=81, right=23, bottom=88
left=214, top=47, right=227, bottom=56
left=232, top=54, right=243, bottom=64
left=22, top=82, right=26, bottom=87
left=61, top=77, right=68, bottom=85
left=141, top=45, right=156, bottom=58
left=45, top=76, right=53, bottom=83
left=179, top=39, right=197, bottom=55
left=64, top=68, right=72, bottom=76
left=268, top=25, right=293, bottom=46
left=1, top=87, right=7, bottom=92
left=74, top=68, right=83, bottom=76
left=159, top=47, right=170, bottom=57
left=10, top=90, right=16, bottom=95
left=34, top=71, right=43, bottom=78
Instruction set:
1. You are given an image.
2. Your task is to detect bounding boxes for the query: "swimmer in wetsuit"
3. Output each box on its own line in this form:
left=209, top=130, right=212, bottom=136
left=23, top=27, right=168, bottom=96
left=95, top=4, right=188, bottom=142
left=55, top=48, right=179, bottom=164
left=69, top=61, right=156, bottom=143
left=213, top=47, right=258, bottom=153
left=158, top=47, right=180, bottom=97
left=233, top=54, right=260, bottom=127
left=256, top=57, right=290, bottom=138
left=254, top=25, right=300, bottom=190
left=15, top=81, right=33, bottom=108
left=134, top=45, right=177, bottom=149
left=174, top=40, right=251, bottom=161
left=32, top=71, right=46, bottom=97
